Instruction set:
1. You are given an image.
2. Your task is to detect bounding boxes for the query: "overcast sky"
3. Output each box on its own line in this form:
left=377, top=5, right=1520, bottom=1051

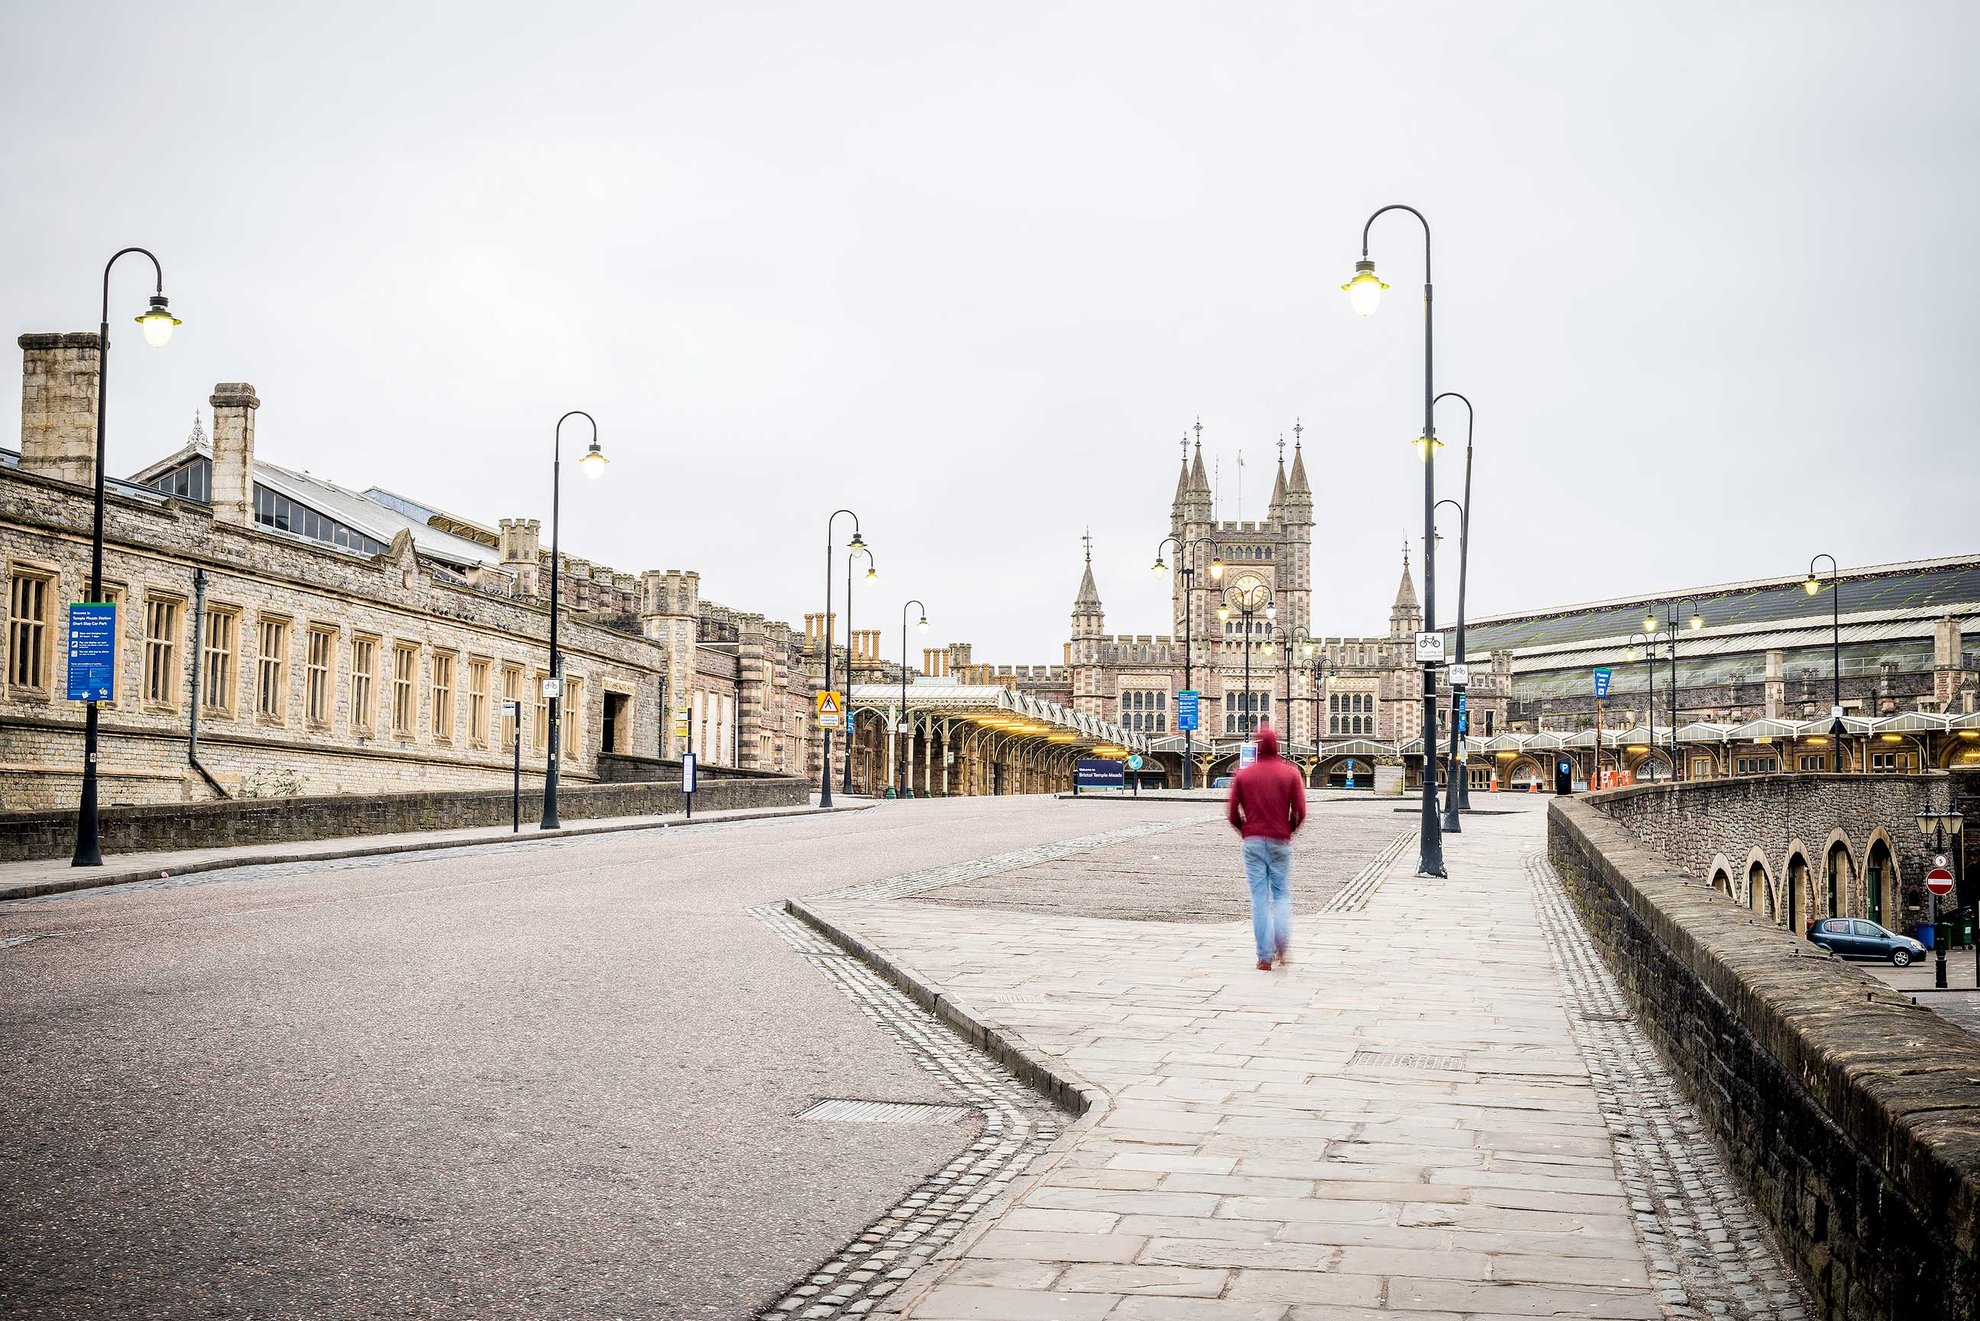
left=4, top=2, right=1974, bottom=663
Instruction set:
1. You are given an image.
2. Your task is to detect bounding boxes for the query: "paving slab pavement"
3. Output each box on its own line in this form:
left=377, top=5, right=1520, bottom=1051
left=797, top=794, right=1812, bottom=1320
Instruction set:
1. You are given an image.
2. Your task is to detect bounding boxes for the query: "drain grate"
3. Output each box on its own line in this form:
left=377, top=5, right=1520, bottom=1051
left=1349, top=1049, right=1463, bottom=1071
left=799, top=1098, right=974, bottom=1124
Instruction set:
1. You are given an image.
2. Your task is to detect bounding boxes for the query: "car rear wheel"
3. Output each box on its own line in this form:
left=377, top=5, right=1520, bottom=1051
left=1891, top=949, right=1913, bottom=967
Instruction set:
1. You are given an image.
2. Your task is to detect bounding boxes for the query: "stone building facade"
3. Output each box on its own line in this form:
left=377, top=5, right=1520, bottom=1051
left=954, top=429, right=1513, bottom=786
left=1, top=333, right=831, bottom=811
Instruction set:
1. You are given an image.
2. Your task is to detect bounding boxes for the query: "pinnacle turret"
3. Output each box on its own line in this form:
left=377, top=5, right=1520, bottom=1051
left=1389, top=544, right=1422, bottom=639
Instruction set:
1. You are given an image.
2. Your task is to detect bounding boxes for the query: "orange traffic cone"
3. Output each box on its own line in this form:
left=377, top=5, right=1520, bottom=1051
left=1527, top=779, right=1538, bottom=793
left=1490, top=776, right=1499, bottom=793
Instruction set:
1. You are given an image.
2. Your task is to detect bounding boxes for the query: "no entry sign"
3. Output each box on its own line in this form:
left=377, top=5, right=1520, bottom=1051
left=1926, top=867, right=1955, bottom=897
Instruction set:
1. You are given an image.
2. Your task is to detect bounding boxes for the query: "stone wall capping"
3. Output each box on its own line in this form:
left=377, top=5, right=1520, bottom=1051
left=1550, top=789, right=1980, bottom=1316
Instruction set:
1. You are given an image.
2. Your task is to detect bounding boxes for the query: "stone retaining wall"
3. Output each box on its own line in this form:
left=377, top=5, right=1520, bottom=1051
left=1590, top=773, right=1950, bottom=930
left=1549, top=793, right=1980, bottom=1320
left=0, top=774, right=809, bottom=861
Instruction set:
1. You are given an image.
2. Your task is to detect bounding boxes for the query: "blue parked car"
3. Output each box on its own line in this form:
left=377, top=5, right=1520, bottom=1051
left=1807, top=917, right=1926, bottom=966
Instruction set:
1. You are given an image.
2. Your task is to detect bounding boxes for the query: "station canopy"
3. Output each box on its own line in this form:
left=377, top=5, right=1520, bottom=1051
left=847, top=682, right=1151, bottom=756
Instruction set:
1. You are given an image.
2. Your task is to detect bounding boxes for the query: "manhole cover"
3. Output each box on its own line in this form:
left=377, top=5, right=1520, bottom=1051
left=799, top=1099, right=974, bottom=1124
left=1348, top=1050, right=1462, bottom=1071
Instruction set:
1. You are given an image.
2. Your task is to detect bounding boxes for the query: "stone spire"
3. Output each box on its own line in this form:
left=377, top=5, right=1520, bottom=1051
left=1180, top=418, right=1213, bottom=526
left=1072, top=527, right=1105, bottom=638
left=1287, top=418, right=1311, bottom=495
left=1172, top=431, right=1192, bottom=506
left=1389, top=543, right=1422, bottom=639
left=1268, top=434, right=1288, bottom=515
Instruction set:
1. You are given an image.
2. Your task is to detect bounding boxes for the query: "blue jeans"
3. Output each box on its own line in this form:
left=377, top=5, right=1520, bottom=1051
left=1242, top=837, right=1293, bottom=961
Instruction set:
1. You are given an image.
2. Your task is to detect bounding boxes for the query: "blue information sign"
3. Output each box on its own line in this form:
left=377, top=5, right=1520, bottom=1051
left=1075, top=758, right=1124, bottom=789
left=1176, top=689, right=1200, bottom=732
left=66, top=602, right=117, bottom=702
left=1592, top=667, right=1612, bottom=699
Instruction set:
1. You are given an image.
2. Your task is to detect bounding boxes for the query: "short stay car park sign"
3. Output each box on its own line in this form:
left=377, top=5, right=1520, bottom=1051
left=66, top=602, right=117, bottom=702
left=1177, top=690, right=1200, bottom=731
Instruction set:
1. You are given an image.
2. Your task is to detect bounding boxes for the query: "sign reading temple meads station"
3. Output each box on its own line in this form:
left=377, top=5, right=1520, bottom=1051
left=65, top=602, right=117, bottom=702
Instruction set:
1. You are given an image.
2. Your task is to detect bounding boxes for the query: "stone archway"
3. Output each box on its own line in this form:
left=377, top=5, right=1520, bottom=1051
left=1505, top=757, right=1544, bottom=790
left=1825, top=838, right=1854, bottom=919
left=1710, top=865, right=1734, bottom=899
left=1865, top=834, right=1898, bottom=929
left=1785, top=849, right=1809, bottom=933
left=1746, top=854, right=1771, bottom=919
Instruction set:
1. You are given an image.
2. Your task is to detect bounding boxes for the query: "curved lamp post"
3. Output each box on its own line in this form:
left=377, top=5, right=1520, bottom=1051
left=1154, top=534, right=1221, bottom=788
left=843, top=545, right=877, bottom=794
left=541, top=410, right=607, bottom=831
left=1805, top=554, right=1845, bottom=771
left=1645, top=600, right=1704, bottom=779
left=1435, top=391, right=1474, bottom=815
left=1217, top=580, right=1275, bottom=737
left=898, top=599, right=928, bottom=797
left=1626, top=629, right=1669, bottom=781
left=72, top=248, right=183, bottom=868
left=1346, top=204, right=1446, bottom=878
left=1433, top=496, right=1467, bottom=833
left=819, top=510, right=865, bottom=808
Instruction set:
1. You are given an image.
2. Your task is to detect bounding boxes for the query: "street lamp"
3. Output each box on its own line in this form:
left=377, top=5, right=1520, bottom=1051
left=1434, top=392, right=1475, bottom=816
left=898, top=599, right=928, bottom=798
left=1434, top=495, right=1467, bottom=834
left=1918, top=809, right=1966, bottom=989
left=843, top=544, right=877, bottom=795
left=1647, top=600, right=1705, bottom=780
left=1221, top=580, right=1274, bottom=738
left=1346, top=203, right=1446, bottom=878
left=819, top=510, right=865, bottom=808
left=1805, top=553, right=1846, bottom=771
left=1626, top=628, right=1670, bottom=781
left=1155, top=534, right=1220, bottom=789
left=541, top=411, right=606, bottom=832
left=72, top=248, right=182, bottom=868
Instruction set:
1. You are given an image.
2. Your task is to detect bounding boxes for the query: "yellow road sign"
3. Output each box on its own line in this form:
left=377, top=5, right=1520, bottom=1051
left=816, top=690, right=844, bottom=730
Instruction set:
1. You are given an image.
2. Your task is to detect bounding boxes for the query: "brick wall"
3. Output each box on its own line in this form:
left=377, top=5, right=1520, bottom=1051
left=1549, top=792, right=1980, bottom=1320
left=0, top=773, right=810, bottom=862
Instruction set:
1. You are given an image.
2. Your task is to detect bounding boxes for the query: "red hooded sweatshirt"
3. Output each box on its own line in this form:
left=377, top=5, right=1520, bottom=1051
left=1227, top=725, right=1307, bottom=841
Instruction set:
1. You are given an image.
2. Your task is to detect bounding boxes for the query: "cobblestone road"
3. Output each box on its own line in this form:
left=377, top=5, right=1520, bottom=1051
left=800, top=794, right=1810, bottom=1320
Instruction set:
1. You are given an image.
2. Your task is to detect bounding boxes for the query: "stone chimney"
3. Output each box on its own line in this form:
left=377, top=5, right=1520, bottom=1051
left=17, top=333, right=101, bottom=485
left=209, top=383, right=259, bottom=526
left=499, top=518, right=542, bottom=598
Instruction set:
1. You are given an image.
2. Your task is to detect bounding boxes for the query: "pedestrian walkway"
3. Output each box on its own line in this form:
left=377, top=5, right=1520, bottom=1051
left=794, top=796, right=1809, bottom=1320
left=0, top=801, right=851, bottom=903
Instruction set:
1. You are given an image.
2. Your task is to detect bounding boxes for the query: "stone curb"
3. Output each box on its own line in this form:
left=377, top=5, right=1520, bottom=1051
left=785, top=896, right=1108, bottom=1120
left=0, top=804, right=869, bottom=905
left=783, top=896, right=1113, bottom=1317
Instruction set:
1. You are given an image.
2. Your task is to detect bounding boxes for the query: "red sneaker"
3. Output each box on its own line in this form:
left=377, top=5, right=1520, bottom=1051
left=1256, top=959, right=1274, bottom=972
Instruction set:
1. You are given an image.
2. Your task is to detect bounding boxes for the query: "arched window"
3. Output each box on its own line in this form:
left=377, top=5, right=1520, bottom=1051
left=1711, top=868, right=1733, bottom=898
left=1787, top=853, right=1807, bottom=931
left=1747, top=861, right=1768, bottom=917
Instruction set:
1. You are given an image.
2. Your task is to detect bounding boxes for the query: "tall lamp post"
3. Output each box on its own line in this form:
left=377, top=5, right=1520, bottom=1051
left=843, top=545, right=877, bottom=795
left=1153, top=534, right=1221, bottom=789
left=1918, top=808, right=1967, bottom=990
left=818, top=510, right=866, bottom=808
left=1434, top=496, right=1466, bottom=834
left=1804, top=554, right=1846, bottom=771
left=72, top=248, right=183, bottom=868
left=1298, top=635, right=1328, bottom=754
left=1645, top=601, right=1704, bottom=779
left=1345, top=204, right=1446, bottom=877
left=1218, top=581, right=1275, bottom=737
left=1434, top=391, right=1475, bottom=815
left=898, top=599, right=929, bottom=797
left=541, top=410, right=607, bottom=832
left=1627, top=629, right=1668, bottom=781
left=1266, top=625, right=1322, bottom=754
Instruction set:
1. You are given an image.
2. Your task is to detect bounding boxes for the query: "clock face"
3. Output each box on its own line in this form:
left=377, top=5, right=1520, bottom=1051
left=1231, top=573, right=1269, bottom=609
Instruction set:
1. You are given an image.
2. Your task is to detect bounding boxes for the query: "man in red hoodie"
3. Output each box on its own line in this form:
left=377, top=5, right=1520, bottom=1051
left=1226, top=723, right=1307, bottom=970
